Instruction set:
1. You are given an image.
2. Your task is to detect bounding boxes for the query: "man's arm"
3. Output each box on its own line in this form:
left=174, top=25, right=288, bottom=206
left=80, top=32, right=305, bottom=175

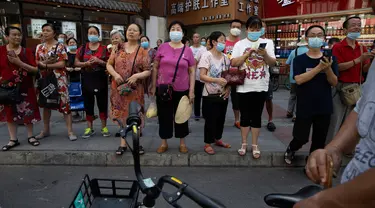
left=295, top=168, right=375, bottom=208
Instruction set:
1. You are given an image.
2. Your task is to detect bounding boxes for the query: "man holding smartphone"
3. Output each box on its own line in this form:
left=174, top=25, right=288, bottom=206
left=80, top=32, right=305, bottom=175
left=284, top=25, right=338, bottom=165
left=326, top=16, right=374, bottom=146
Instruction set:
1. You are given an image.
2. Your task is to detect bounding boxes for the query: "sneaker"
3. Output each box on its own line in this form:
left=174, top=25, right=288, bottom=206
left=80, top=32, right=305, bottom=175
left=82, top=128, right=95, bottom=139
left=101, top=127, right=111, bottom=137
left=284, top=145, right=296, bottom=165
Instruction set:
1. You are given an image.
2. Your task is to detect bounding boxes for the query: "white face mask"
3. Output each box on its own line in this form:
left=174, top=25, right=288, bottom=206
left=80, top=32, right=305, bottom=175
left=230, top=28, right=241, bottom=37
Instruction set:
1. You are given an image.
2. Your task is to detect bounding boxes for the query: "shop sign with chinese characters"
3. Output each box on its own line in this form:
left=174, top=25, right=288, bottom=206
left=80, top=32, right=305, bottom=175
left=236, top=0, right=261, bottom=19
left=168, top=0, right=262, bottom=25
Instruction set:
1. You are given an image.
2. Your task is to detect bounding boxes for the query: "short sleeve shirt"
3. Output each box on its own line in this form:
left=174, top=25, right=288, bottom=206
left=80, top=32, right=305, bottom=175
left=332, top=38, right=370, bottom=83
left=293, top=53, right=339, bottom=118
left=341, top=59, right=375, bottom=184
left=155, top=43, right=195, bottom=91
left=231, top=38, right=276, bottom=93
left=76, top=43, right=109, bottom=91
left=197, top=51, right=230, bottom=96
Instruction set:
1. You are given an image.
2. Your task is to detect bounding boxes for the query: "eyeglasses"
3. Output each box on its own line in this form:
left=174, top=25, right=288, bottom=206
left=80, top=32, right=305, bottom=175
left=307, top=34, right=325, bottom=38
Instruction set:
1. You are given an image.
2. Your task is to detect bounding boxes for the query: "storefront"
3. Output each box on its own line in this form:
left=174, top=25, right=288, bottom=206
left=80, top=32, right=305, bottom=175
left=167, top=0, right=263, bottom=38
left=0, top=0, right=146, bottom=48
left=261, top=0, right=373, bottom=67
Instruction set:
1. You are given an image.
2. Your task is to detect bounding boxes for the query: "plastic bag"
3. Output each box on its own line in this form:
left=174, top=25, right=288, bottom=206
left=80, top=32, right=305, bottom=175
left=146, top=97, right=157, bottom=118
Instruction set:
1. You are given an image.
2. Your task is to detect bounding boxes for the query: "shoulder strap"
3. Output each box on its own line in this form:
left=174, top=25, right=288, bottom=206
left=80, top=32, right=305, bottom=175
left=172, top=46, right=186, bottom=83
left=80, top=44, right=86, bottom=62
left=54, top=43, right=59, bottom=55
left=360, top=45, right=363, bottom=85
left=130, top=46, right=141, bottom=75
left=295, top=46, right=299, bottom=57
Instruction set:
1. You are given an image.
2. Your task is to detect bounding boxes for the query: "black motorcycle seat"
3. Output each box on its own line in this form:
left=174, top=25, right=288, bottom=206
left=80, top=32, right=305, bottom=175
left=264, top=185, right=323, bottom=207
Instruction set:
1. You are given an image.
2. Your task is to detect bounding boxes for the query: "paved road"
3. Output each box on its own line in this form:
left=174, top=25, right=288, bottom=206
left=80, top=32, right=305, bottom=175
left=0, top=166, right=341, bottom=208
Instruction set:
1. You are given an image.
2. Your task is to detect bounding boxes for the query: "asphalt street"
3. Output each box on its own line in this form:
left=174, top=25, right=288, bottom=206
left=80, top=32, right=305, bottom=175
left=0, top=166, right=341, bottom=208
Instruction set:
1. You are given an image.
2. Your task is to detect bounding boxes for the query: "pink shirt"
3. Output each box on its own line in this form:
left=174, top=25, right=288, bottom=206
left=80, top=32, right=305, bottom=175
left=155, top=43, right=195, bottom=91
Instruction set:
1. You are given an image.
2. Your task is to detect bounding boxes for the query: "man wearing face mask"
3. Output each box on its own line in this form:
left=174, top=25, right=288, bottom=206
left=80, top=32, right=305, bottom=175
left=58, top=33, right=68, bottom=52
left=326, top=16, right=374, bottom=146
left=225, top=19, right=242, bottom=129
left=284, top=25, right=338, bottom=165
left=191, top=33, right=206, bottom=120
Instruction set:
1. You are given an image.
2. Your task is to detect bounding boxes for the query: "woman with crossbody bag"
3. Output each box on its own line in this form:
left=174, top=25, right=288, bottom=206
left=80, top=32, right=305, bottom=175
left=150, top=21, right=196, bottom=154
left=35, top=23, right=77, bottom=141
left=106, top=23, right=151, bottom=155
left=199, top=31, right=231, bottom=155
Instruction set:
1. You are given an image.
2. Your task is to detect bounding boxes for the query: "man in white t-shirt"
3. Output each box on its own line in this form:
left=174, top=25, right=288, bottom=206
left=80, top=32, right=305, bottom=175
left=191, top=33, right=206, bottom=120
left=231, top=16, right=276, bottom=158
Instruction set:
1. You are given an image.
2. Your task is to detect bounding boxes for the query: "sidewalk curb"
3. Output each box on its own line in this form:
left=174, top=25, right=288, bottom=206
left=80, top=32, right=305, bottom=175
left=0, top=151, right=350, bottom=167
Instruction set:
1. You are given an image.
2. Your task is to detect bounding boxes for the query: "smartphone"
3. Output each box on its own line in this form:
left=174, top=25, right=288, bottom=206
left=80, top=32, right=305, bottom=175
left=322, top=49, right=332, bottom=62
left=259, top=43, right=267, bottom=49
left=7, top=50, right=16, bottom=57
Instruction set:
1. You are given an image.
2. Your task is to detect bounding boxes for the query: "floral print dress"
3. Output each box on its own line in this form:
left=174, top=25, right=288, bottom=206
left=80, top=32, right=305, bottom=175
left=35, top=43, right=70, bottom=114
left=108, top=43, right=150, bottom=126
left=0, top=46, right=41, bottom=124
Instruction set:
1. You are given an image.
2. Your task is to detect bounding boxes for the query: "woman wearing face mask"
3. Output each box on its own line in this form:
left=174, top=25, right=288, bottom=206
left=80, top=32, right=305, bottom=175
left=35, top=23, right=77, bottom=141
left=74, top=26, right=110, bottom=139
left=199, top=31, right=231, bottom=155
left=106, top=23, right=151, bottom=155
left=66, top=38, right=81, bottom=119
left=231, top=16, right=277, bottom=158
left=140, top=35, right=157, bottom=65
left=150, top=21, right=196, bottom=154
left=200, top=37, right=207, bottom=47
left=0, top=26, right=41, bottom=151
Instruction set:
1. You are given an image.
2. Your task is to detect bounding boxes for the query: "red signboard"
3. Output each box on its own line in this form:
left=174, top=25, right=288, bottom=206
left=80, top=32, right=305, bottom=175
left=263, top=0, right=371, bottom=19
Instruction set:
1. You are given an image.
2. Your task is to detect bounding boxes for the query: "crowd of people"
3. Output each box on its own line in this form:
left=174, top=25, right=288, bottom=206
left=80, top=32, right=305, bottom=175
left=0, top=14, right=374, bottom=168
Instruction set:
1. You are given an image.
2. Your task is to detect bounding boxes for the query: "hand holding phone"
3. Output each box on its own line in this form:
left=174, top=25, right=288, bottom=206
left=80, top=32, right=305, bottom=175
left=322, top=49, right=332, bottom=62
left=259, top=43, right=267, bottom=49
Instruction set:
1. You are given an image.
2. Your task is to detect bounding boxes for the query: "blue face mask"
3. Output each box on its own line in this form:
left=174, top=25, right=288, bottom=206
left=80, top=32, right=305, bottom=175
left=201, top=41, right=206, bottom=46
left=68, top=45, right=77, bottom=51
left=308, top=37, right=324, bottom=48
left=216, top=43, right=225, bottom=52
left=141, top=41, right=149, bottom=49
left=260, top=27, right=266, bottom=36
left=247, top=31, right=262, bottom=41
left=170, top=31, right=183, bottom=42
left=58, top=38, right=65, bottom=44
left=347, top=32, right=361, bottom=40
left=88, top=35, right=99, bottom=43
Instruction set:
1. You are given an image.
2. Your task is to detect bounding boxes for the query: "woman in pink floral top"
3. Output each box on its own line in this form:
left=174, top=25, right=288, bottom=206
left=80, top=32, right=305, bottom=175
left=35, top=23, right=77, bottom=141
left=0, top=27, right=41, bottom=151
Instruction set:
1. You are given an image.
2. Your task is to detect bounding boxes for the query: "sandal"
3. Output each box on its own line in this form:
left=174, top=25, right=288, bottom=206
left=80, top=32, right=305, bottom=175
left=238, top=143, right=247, bottom=156
left=252, top=145, right=261, bottom=159
left=35, top=131, right=50, bottom=140
left=179, top=144, right=188, bottom=154
left=27, top=136, right=40, bottom=146
left=116, top=146, right=127, bottom=155
left=215, top=140, right=231, bottom=148
left=157, top=145, right=168, bottom=154
left=2, top=140, right=20, bottom=151
left=267, top=122, right=276, bottom=132
left=204, top=145, right=215, bottom=155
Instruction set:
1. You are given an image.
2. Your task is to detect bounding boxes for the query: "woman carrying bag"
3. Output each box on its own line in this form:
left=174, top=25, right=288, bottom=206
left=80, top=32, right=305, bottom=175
left=199, top=31, right=231, bottom=155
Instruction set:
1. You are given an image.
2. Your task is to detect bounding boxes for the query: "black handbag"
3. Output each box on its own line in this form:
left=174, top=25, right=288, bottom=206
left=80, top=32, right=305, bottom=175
left=37, top=72, right=60, bottom=109
left=204, top=86, right=225, bottom=102
left=158, top=46, right=186, bottom=101
left=0, top=48, right=27, bottom=105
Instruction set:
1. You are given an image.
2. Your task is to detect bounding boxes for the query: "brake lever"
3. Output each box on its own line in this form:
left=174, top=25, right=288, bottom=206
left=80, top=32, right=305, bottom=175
left=162, top=184, right=187, bottom=208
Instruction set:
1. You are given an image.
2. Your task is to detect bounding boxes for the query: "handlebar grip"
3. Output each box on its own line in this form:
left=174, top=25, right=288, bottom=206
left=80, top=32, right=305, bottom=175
left=183, top=185, right=226, bottom=208
left=129, top=101, right=139, bottom=118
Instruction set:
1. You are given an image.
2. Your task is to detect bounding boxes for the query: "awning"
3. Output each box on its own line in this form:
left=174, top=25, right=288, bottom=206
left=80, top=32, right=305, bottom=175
left=44, top=0, right=141, bottom=13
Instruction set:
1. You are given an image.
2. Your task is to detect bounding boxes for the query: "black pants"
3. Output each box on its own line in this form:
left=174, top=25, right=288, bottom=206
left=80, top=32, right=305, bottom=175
left=194, top=81, right=204, bottom=117
left=156, top=89, right=189, bottom=139
left=83, top=86, right=108, bottom=122
left=202, top=97, right=228, bottom=144
left=289, top=115, right=331, bottom=154
left=238, top=92, right=267, bottom=128
left=230, top=87, right=240, bottom=111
